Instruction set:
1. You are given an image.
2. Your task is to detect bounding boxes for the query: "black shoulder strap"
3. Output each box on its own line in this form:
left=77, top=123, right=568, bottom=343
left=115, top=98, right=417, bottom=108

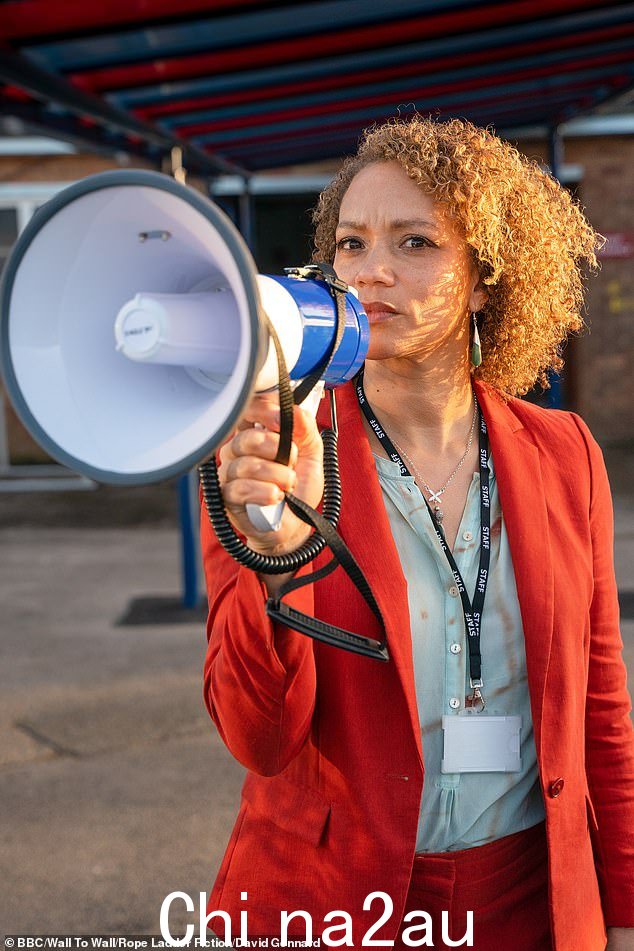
left=266, top=475, right=388, bottom=661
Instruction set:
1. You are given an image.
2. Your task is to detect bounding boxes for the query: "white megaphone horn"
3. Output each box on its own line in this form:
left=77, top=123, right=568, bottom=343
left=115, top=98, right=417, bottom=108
left=0, top=169, right=369, bottom=489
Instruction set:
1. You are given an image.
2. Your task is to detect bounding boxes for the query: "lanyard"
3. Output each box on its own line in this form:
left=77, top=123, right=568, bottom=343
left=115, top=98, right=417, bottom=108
left=355, top=367, right=491, bottom=707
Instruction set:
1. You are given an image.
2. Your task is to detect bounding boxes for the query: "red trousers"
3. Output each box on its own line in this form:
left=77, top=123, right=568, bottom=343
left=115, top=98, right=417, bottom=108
left=395, top=821, right=552, bottom=950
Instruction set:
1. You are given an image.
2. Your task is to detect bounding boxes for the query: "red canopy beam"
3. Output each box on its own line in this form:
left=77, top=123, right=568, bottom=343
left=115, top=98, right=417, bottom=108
left=0, top=0, right=266, bottom=43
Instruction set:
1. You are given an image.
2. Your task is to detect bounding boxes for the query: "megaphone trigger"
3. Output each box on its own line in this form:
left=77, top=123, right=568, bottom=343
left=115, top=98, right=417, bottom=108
left=245, top=498, right=286, bottom=534
left=296, top=379, right=326, bottom=417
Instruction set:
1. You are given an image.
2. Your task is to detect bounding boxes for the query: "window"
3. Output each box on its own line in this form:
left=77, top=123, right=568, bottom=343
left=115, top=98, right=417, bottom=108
left=0, top=207, right=18, bottom=277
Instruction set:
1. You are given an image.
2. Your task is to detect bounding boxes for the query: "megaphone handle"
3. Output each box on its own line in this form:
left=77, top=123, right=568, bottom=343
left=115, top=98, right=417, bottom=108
left=245, top=381, right=325, bottom=533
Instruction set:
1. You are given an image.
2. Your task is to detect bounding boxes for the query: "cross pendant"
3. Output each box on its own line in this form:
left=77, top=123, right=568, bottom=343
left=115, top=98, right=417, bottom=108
left=428, top=490, right=443, bottom=503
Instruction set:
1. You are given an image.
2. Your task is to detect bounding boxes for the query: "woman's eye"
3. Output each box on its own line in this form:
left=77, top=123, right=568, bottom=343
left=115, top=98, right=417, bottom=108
left=335, top=237, right=363, bottom=251
left=402, top=235, right=433, bottom=249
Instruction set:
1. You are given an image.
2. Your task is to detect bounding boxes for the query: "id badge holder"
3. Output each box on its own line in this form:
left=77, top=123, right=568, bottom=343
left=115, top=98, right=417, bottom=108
left=441, top=712, right=522, bottom=773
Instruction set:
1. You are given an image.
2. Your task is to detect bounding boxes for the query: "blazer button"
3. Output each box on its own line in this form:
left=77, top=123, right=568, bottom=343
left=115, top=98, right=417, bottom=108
left=549, top=778, right=565, bottom=798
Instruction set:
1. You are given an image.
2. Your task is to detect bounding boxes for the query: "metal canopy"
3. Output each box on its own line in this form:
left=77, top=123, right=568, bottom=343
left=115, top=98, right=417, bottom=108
left=1, top=0, right=633, bottom=174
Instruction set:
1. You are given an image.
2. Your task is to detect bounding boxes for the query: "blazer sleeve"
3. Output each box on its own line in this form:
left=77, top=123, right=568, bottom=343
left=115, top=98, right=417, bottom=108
left=572, top=414, right=634, bottom=927
left=199, top=486, right=317, bottom=777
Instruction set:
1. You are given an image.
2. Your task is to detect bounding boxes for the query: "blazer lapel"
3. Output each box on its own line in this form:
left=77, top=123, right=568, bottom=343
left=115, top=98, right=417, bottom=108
left=318, top=382, right=424, bottom=770
left=475, top=382, right=554, bottom=758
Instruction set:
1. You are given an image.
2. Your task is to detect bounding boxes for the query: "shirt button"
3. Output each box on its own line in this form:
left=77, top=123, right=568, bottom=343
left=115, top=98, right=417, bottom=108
left=462, top=530, right=473, bottom=542
left=449, top=697, right=461, bottom=709
left=449, top=643, right=462, bottom=654
left=448, top=585, right=459, bottom=597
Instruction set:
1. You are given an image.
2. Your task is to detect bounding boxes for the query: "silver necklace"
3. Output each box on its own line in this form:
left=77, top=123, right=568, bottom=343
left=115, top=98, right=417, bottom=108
left=391, top=400, right=478, bottom=524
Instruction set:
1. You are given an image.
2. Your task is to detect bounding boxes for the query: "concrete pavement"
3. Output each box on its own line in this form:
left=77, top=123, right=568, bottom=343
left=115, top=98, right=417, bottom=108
left=2, top=498, right=633, bottom=937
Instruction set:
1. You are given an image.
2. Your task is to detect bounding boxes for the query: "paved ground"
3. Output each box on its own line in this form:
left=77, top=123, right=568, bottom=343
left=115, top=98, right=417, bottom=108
left=1, top=494, right=633, bottom=939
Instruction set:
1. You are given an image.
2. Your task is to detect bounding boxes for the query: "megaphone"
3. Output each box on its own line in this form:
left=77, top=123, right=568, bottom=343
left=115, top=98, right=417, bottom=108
left=0, top=169, right=369, bottom=486
left=0, top=169, right=389, bottom=662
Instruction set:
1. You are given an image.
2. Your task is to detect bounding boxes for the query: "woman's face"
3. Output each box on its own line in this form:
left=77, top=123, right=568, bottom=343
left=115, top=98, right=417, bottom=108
left=333, top=160, right=487, bottom=362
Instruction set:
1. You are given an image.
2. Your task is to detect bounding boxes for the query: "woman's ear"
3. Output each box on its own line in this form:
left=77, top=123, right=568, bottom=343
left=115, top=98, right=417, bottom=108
left=468, top=274, right=489, bottom=314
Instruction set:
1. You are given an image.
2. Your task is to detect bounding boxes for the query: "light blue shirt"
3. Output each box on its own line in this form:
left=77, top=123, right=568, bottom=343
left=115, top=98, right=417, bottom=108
left=373, top=450, right=545, bottom=852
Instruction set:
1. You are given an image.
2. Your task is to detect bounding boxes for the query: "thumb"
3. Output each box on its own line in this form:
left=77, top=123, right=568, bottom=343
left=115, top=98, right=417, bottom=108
left=290, top=404, right=323, bottom=451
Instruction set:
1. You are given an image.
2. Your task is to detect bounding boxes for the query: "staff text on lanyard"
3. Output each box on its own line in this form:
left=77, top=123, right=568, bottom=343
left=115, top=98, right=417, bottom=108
left=355, top=367, right=492, bottom=710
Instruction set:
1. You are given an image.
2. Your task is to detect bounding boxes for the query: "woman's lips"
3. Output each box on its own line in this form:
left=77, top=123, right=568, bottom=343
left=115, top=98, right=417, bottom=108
left=362, top=301, right=397, bottom=322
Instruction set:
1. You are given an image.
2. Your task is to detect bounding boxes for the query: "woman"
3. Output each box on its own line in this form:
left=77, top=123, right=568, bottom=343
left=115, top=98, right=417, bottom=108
left=200, top=117, right=634, bottom=950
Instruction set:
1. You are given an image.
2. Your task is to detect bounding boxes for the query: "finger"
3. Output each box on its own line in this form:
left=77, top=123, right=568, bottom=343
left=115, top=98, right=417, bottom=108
left=218, top=435, right=240, bottom=467
left=237, top=397, right=281, bottom=432
left=222, top=478, right=286, bottom=508
left=238, top=396, right=318, bottom=441
left=290, top=405, right=321, bottom=449
left=225, top=456, right=298, bottom=492
left=228, top=429, right=299, bottom=466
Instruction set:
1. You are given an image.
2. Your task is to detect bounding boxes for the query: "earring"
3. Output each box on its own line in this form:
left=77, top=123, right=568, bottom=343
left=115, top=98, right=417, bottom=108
left=471, top=312, right=482, bottom=368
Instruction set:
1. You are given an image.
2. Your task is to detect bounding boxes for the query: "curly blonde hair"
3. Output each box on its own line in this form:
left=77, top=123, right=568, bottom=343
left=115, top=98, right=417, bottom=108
left=312, top=116, right=601, bottom=396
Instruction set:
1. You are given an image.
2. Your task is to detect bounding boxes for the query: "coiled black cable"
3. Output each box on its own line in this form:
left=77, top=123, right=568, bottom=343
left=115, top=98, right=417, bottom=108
left=198, top=426, right=342, bottom=575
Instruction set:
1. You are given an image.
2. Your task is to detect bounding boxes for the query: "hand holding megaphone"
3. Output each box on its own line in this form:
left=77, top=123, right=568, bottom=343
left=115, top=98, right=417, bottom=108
left=219, top=392, right=324, bottom=555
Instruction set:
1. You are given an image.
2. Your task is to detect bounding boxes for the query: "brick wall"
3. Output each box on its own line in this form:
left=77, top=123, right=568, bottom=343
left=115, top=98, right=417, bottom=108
left=566, top=137, right=634, bottom=445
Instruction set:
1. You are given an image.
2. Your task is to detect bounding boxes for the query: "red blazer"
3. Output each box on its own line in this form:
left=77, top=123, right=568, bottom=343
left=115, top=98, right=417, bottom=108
left=200, top=378, right=634, bottom=949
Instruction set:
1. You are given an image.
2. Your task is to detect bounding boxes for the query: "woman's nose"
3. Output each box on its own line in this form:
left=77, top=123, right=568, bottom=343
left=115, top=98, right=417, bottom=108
left=352, top=249, right=395, bottom=288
